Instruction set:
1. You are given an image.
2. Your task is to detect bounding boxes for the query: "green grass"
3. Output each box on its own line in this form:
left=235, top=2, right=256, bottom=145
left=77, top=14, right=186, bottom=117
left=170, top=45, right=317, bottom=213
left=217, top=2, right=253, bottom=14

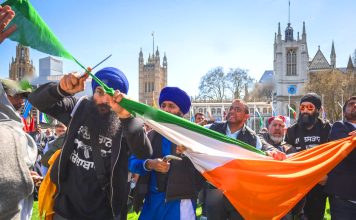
left=31, top=201, right=328, bottom=220
left=32, top=202, right=39, bottom=220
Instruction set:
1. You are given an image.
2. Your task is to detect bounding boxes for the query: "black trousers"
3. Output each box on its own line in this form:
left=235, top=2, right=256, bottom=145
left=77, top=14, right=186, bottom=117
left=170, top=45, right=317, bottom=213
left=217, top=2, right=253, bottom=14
left=304, top=184, right=327, bottom=220
left=206, top=188, right=244, bottom=220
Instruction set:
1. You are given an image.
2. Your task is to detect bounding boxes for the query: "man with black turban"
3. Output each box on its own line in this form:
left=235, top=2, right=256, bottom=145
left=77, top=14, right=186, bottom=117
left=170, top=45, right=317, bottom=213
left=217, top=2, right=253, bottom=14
left=28, top=67, right=152, bottom=219
left=285, top=92, right=331, bottom=220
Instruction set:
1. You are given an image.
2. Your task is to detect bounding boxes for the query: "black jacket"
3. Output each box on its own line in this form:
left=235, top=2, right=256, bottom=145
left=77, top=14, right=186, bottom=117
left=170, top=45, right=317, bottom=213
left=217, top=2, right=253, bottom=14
left=325, top=121, right=356, bottom=200
left=258, top=132, right=296, bottom=154
left=28, top=82, right=152, bottom=218
left=133, top=131, right=204, bottom=213
left=285, top=118, right=331, bottom=152
left=209, top=122, right=275, bottom=151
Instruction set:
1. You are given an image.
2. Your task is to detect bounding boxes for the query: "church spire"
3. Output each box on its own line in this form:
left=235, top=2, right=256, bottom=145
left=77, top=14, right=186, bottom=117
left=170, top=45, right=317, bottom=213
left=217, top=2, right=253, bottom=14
left=152, top=32, right=155, bottom=58
left=330, top=41, right=336, bottom=68
left=284, top=0, right=294, bottom=41
left=163, top=52, right=167, bottom=68
left=288, top=0, right=291, bottom=24
left=301, top=21, right=306, bottom=42
left=139, top=48, right=144, bottom=64
left=347, top=55, right=354, bottom=70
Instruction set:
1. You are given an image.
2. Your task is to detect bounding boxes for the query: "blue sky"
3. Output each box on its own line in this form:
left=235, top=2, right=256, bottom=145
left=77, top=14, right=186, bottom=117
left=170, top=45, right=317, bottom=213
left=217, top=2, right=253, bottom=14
left=1, top=0, right=355, bottom=99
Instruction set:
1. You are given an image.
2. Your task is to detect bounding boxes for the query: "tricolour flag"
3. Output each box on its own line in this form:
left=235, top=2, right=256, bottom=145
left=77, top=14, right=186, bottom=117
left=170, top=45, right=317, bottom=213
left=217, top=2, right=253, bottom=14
left=287, top=105, right=297, bottom=120
left=39, top=112, right=49, bottom=124
left=271, top=103, right=277, bottom=116
left=119, top=98, right=356, bottom=219
left=254, top=107, right=263, bottom=128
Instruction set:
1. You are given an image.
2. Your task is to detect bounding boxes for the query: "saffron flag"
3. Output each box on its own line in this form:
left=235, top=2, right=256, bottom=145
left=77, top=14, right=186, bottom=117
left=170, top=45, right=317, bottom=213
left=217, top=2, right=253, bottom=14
left=119, top=98, right=356, bottom=219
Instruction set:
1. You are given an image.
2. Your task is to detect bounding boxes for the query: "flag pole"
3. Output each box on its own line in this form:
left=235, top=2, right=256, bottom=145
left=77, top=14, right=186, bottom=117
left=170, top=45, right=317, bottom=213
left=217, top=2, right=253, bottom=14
left=288, top=95, right=291, bottom=119
left=254, top=98, right=256, bottom=132
left=271, top=93, right=274, bottom=117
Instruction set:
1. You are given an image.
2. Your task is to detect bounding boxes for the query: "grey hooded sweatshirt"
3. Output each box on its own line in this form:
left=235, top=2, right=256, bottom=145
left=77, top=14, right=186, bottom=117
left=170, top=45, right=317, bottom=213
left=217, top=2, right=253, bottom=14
left=0, top=82, right=37, bottom=220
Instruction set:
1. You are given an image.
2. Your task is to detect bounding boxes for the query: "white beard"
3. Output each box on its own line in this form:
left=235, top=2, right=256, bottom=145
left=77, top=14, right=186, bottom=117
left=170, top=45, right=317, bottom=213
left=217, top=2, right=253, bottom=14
left=270, top=135, right=284, bottom=144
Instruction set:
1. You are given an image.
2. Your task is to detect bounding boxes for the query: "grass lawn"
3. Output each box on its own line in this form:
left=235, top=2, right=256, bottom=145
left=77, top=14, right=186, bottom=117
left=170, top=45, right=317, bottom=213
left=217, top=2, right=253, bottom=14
left=32, top=201, right=328, bottom=220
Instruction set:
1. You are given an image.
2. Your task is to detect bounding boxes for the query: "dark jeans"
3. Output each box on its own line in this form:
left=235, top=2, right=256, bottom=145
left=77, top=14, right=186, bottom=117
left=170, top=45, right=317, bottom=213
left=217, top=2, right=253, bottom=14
left=206, top=188, right=244, bottom=220
left=304, top=184, right=327, bottom=220
left=330, top=195, right=356, bottom=220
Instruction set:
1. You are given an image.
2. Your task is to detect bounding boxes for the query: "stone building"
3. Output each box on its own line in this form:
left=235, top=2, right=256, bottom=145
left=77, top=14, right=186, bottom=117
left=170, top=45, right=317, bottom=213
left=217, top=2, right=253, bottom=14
left=138, top=46, right=167, bottom=106
left=9, top=44, right=35, bottom=80
left=191, top=100, right=273, bottom=131
left=273, top=21, right=309, bottom=117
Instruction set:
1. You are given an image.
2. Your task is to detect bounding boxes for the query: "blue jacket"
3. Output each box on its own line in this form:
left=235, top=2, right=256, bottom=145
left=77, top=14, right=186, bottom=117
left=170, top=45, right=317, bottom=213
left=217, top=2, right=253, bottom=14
left=325, top=121, right=356, bottom=200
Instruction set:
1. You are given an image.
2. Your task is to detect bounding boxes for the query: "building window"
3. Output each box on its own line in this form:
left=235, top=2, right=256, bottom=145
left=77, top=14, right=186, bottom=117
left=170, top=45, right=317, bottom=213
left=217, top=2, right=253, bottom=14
left=198, top=108, right=203, bottom=113
left=286, top=49, right=297, bottom=76
left=217, top=108, right=221, bottom=114
left=263, top=108, right=267, bottom=114
left=211, top=108, right=216, bottom=115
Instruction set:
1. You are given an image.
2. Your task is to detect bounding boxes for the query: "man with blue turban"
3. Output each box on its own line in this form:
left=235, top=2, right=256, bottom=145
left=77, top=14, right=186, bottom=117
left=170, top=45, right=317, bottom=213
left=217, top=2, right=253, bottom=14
left=129, top=86, right=204, bottom=220
left=28, top=67, right=152, bottom=219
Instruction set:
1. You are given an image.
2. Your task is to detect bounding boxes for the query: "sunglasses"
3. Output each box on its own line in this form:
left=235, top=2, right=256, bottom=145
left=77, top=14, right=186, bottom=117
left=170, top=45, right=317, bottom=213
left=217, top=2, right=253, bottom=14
left=300, top=104, right=315, bottom=111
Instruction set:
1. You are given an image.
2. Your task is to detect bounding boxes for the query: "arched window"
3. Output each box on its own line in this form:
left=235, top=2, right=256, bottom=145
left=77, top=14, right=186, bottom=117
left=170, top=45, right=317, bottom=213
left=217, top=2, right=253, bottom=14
left=286, top=49, right=297, bottom=76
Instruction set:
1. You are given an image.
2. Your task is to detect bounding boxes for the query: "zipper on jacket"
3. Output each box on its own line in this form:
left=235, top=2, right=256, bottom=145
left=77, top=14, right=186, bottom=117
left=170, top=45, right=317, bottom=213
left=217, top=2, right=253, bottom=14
left=110, top=132, right=123, bottom=217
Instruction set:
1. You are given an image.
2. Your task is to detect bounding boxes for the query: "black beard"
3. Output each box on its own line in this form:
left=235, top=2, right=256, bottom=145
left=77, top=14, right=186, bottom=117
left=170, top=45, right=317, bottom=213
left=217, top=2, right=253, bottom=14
left=345, top=111, right=356, bottom=121
left=88, top=98, right=121, bottom=137
left=298, top=112, right=318, bottom=128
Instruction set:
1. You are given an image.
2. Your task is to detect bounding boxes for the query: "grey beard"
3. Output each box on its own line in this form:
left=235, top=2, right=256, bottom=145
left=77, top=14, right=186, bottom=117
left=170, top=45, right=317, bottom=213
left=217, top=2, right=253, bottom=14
left=269, top=135, right=284, bottom=144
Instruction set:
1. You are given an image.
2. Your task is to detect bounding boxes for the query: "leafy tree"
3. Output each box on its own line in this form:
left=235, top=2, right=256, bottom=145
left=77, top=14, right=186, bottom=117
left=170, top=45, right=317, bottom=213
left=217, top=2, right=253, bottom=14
left=226, top=68, right=254, bottom=99
left=197, top=67, right=228, bottom=102
left=305, top=69, right=356, bottom=122
left=248, top=82, right=275, bottom=102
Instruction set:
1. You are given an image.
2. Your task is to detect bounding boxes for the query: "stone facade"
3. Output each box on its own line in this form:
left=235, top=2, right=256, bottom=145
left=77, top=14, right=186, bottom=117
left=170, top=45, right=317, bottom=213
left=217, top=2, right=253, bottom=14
left=191, top=100, right=273, bottom=131
left=9, top=44, right=35, bottom=80
left=273, top=22, right=309, bottom=117
left=138, top=47, right=167, bottom=106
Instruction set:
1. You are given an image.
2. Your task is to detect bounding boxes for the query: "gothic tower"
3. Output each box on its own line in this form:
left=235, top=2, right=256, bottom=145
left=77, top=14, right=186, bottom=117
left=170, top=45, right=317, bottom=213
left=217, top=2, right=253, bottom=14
left=330, top=41, right=336, bottom=68
left=9, top=44, right=35, bottom=80
left=138, top=45, right=167, bottom=106
left=273, top=20, right=309, bottom=117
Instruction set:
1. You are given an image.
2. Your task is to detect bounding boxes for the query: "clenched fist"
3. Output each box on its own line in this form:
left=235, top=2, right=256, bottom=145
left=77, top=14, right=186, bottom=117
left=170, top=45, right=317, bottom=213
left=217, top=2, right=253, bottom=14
left=0, top=5, right=17, bottom=43
left=59, top=71, right=89, bottom=95
left=145, top=158, right=170, bottom=173
left=108, top=90, right=131, bottom=118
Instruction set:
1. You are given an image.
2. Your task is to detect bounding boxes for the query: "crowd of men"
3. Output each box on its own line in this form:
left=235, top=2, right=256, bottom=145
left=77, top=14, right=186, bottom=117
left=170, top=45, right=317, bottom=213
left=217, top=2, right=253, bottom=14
left=1, top=5, right=356, bottom=220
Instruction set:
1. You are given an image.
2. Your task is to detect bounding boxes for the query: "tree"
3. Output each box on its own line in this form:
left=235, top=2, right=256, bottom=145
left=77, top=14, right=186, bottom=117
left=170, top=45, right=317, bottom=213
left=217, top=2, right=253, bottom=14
left=248, top=82, right=275, bottom=102
left=226, top=68, right=254, bottom=99
left=305, top=69, right=356, bottom=122
left=197, top=67, right=228, bottom=102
